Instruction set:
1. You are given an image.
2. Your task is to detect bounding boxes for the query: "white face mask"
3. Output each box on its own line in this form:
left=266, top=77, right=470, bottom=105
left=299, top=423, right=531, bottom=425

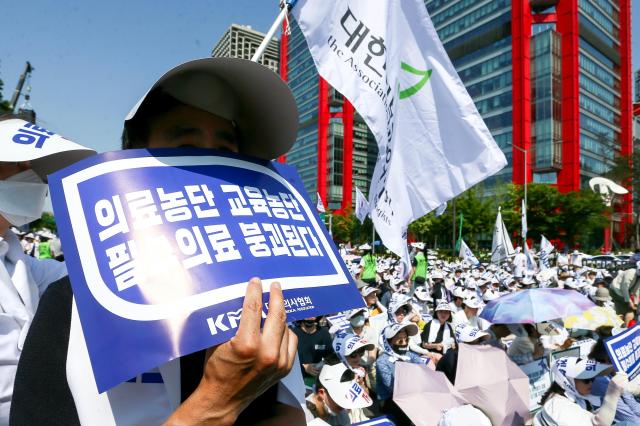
left=0, top=169, right=48, bottom=227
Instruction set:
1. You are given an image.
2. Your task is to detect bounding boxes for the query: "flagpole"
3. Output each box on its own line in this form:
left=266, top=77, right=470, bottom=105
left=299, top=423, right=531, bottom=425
left=372, top=225, right=376, bottom=255
left=251, top=1, right=295, bottom=63
left=452, top=199, right=456, bottom=257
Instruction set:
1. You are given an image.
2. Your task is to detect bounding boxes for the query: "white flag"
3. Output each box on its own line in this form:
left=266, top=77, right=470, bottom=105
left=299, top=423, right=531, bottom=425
left=521, top=199, right=527, bottom=239
left=292, top=0, right=507, bottom=268
left=491, top=207, right=515, bottom=264
left=458, top=239, right=478, bottom=265
left=539, top=235, right=554, bottom=270
left=316, top=192, right=326, bottom=213
left=355, top=186, right=369, bottom=224
left=524, top=242, right=536, bottom=272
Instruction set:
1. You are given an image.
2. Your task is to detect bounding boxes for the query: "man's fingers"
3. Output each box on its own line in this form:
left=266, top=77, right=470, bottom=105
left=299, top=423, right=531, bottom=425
left=235, top=278, right=264, bottom=343
left=262, top=281, right=287, bottom=347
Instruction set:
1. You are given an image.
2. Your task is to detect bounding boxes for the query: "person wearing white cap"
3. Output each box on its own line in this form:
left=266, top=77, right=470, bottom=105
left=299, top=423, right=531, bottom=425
left=360, top=285, right=386, bottom=318
left=506, top=324, right=546, bottom=365
left=512, top=246, right=527, bottom=280
left=342, top=309, right=378, bottom=364
left=451, top=287, right=467, bottom=313
left=608, top=262, right=640, bottom=316
left=306, top=362, right=372, bottom=426
left=376, top=322, right=425, bottom=424
left=420, top=301, right=456, bottom=360
left=452, top=294, right=483, bottom=329
left=534, top=357, right=627, bottom=426
left=12, top=58, right=303, bottom=425
left=0, top=115, right=95, bottom=423
left=358, top=248, right=377, bottom=286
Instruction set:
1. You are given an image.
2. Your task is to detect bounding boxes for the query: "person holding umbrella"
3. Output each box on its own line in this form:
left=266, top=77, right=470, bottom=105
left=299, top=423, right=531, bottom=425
left=535, top=357, right=628, bottom=426
left=376, top=322, right=425, bottom=425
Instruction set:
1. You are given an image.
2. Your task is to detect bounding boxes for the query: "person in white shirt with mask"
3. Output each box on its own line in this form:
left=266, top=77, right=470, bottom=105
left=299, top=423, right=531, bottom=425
left=0, top=115, right=94, bottom=424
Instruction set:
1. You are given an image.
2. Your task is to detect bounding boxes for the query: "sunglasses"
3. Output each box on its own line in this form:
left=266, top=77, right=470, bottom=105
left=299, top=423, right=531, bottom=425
left=576, top=377, right=595, bottom=384
left=347, top=348, right=367, bottom=358
left=396, top=307, right=411, bottom=316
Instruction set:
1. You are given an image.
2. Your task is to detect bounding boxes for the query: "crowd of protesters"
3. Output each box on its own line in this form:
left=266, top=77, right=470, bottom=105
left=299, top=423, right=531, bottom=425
left=297, top=243, right=640, bottom=425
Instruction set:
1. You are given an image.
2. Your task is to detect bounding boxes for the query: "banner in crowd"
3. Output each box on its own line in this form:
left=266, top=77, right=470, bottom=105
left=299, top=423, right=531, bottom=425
left=519, top=358, right=551, bottom=411
left=293, top=0, right=507, bottom=270
left=605, top=325, right=640, bottom=380
left=49, top=148, right=365, bottom=392
left=539, top=235, right=553, bottom=270
left=491, top=207, right=515, bottom=264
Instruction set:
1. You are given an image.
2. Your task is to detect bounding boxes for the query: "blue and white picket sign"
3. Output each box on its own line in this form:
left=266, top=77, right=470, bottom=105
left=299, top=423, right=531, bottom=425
left=352, top=416, right=395, bottom=426
left=49, top=148, right=365, bottom=392
left=605, top=325, right=640, bottom=380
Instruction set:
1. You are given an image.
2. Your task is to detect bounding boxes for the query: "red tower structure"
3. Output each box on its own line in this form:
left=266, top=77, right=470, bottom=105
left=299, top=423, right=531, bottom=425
left=511, top=0, right=633, bottom=247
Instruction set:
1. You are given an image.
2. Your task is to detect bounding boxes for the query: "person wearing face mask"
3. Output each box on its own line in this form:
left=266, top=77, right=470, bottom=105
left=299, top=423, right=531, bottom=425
left=376, top=323, right=426, bottom=426
left=306, top=363, right=372, bottom=426
left=0, top=115, right=95, bottom=424
left=11, top=58, right=304, bottom=425
left=535, top=357, right=628, bottom=426
left=344, top=309, right=378, bottom=361
left=293, top=316, right=334, bottom=386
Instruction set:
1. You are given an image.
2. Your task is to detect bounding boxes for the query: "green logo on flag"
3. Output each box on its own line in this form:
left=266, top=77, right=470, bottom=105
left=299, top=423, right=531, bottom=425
left=399, top=62, right=432, bottom=99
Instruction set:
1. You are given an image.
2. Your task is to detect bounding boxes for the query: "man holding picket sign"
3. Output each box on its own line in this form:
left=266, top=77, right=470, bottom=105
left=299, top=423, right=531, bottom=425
left=11, top=58, right=305, bottom=425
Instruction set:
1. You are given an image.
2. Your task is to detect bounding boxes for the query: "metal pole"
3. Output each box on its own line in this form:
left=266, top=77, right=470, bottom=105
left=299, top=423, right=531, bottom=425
left=372, top=224, right=376, bottom=255
left=329, top=213, right=333, bottom=237
left=251, top=5, right=289, bottom=63
left=452, top=198, right=456, bottom=257
left=524, top=148, right=527, bottom=244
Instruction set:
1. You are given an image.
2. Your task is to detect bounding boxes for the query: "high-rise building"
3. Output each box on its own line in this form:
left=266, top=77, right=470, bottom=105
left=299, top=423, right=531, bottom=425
left=423, top=0, right=632, bottom=243
left=635, top=69, right=640, bottom=103
left=281, top=20, right=378, bottom=211
left=211, top=24, right=279, bottom=73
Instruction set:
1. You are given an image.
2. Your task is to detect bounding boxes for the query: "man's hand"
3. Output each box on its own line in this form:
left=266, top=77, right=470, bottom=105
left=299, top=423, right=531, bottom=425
left=165, top=278, right=298, bottom=426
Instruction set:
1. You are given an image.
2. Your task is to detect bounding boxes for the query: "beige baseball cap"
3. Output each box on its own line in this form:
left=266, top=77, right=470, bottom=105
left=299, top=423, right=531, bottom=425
left=125, top=57, right=298, bottom=160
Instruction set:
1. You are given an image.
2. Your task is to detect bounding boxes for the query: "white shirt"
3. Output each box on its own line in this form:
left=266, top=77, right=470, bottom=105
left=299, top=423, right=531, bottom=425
left=0, top=231, right=67, bottom=423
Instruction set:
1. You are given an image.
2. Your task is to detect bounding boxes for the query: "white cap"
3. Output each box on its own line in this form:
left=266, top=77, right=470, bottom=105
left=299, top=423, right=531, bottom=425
left=454, top=324, right=489, bottom=343
left=358, top=243, right=372, bottom=250
left=384, top=322, right=419, bottom=340
left=413, top=286, right=432, bottom=302
left=0, top=119, right=96, bottom=181
left=431, top=270, right=444, bottom=280
left=340, top=335, right=375, bottom=356
left=463, top=295, right=483, bottom=309
left=434, top=301, right=455, bottom=313
left=553, top=357, right=611, bottom=382
left=360, top=286, right=380, bottom=297
left=453, top=287, right=467, bottom=299
left=482, top=290, right=500, bottom=302
left=345, top=308, right=368, bottom=320
left=318, top=363, right=373, bottom=409
left=125, top=57, right=298, bottom=160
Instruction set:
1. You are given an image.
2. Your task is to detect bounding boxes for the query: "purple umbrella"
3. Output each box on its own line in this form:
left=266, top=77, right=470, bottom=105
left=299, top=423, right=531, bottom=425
left=479, top=288, right=596, bottom=324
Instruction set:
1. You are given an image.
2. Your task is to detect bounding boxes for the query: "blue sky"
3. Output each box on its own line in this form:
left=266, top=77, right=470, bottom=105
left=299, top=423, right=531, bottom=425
left=1, top=1, right=639, bottom=154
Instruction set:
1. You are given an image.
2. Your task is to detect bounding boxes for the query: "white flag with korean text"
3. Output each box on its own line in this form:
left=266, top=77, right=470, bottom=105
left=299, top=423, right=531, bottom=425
left=292, top=0, right=507, bottom=268
left=491, top=208, right=515, bottom=264
left=355, top=186, right=369, bottom=224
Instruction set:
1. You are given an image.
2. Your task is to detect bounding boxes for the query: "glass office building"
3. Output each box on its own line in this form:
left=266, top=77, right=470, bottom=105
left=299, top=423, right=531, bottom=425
left=425, top=0, right=632, bottom=240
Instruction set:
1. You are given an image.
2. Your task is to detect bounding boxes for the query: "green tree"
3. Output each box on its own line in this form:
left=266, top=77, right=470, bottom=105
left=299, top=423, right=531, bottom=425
left=0, top=77, right=11, bottom=113
left=31, top=212, right=57, bottom=233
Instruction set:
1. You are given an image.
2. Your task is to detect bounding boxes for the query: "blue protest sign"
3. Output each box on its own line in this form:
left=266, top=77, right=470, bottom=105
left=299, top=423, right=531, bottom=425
left=49, top=148, right=364, bottom=392
left=604, top=325, right=640, bottom=380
